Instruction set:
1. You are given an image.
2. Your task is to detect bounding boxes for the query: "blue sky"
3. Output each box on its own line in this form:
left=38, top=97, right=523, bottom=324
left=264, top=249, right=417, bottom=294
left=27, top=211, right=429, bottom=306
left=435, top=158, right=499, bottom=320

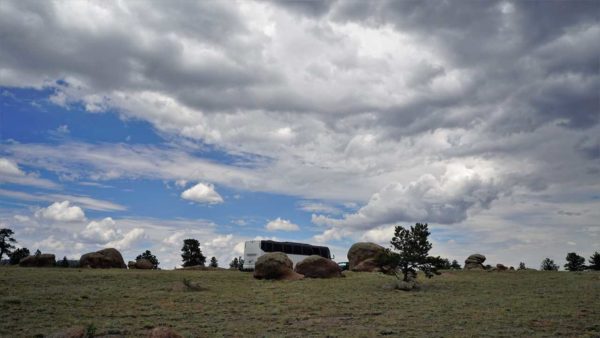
left=0, top=1, right=599, bottom=269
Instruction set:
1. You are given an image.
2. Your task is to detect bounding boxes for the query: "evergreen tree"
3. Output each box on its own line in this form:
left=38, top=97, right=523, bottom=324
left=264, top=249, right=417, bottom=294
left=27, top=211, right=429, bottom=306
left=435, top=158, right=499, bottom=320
left=540, top=258, right=559, bottom=271
left=181, top=239, right=206, bottom=267
left=61, top=256, right=69, bottom=267
left=229, top=257, right=239, bottom=269
left=9, top=247, right=30, bottom=265
left=34, top=249, right=41, bottom=256
left=564, top=252, right=585, bottom=271
left=136, top=250, right=160, bottom=269
left=518, top=262, right=526, bottom=270
left=0, top=228, right=17, bottom=260
left=390, top=223, right=438, bottom=282
left=450, top=259, right=461, bottom=269
left=237, top=256, right=245, bottom=271
left=588, top=252, right=600, bottom=271
left=209, top=256, right=218, bottom=268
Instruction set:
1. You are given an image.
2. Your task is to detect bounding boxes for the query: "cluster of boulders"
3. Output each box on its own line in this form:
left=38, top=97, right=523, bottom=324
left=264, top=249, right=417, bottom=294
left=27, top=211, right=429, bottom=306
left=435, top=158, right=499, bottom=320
left=128, top=258, right=153, bottom=269
left=464, top=253, right=486, bottom=270
left=19, top=253, right=56, bottom=267
left=253, top=252, right=343, bottom=281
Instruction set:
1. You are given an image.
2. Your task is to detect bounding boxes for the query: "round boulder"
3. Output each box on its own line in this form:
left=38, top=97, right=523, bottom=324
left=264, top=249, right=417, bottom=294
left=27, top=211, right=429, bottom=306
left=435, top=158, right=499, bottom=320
left=496, top=264, right=508, bottom=271
left=19, top=254, right=56, bottom=267
left=134, top=258, right=154, bottom=269
left=80, top=248, right=126, bottom=269
left=464, top=253, right=486, bottom=270
left=253, top=252, right=304, bottom=280
left=347, top=242, right=385, bottom=272
left=295, top=255, right=342, bottom=278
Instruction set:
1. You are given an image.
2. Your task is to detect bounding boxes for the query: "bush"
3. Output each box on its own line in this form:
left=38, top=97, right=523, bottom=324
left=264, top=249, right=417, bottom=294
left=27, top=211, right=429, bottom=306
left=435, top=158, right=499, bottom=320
left=588, top=252, right=600, bottom=271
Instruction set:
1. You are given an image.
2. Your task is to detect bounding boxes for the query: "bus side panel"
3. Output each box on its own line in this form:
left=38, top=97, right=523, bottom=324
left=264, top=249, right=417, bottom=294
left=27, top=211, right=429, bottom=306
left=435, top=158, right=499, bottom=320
left=243, top=241, right=263, bottom=270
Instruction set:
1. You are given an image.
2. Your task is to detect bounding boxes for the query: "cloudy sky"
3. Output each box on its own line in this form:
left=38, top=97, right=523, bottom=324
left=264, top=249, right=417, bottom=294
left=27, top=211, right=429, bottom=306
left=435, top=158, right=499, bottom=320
left=0, top=0, right=598, bottom=269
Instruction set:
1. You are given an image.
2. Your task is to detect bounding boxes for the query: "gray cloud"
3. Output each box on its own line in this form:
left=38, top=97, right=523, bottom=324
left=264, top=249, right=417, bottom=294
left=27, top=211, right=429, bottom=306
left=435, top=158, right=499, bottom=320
left=0, top=0, right=599, bottom=257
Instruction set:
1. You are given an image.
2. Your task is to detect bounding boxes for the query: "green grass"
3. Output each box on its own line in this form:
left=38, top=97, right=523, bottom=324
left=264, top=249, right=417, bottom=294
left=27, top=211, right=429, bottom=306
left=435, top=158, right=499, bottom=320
left=0, top=267, right=599, bottom=337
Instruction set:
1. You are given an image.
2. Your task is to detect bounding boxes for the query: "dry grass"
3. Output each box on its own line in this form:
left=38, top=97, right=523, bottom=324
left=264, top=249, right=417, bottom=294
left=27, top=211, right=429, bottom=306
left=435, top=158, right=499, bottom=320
left=0, top=267, right=599, bottom=337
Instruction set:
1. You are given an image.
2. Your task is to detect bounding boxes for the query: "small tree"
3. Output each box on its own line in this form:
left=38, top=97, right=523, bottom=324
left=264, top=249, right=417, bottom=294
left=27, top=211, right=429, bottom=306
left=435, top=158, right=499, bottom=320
left=588, top=252, right=600, bottom=271
left=390, top=223, right=437, bottom=282
left=181, top=239, right=206, bottom=267
left=237, top=256, right=245, bottom=271
left=427, top=256, right=451, bottom=270
left=9, top=247, right=30, bottom=265
left=60, top=256, right=69, bottom=267
left=136, top=250, right=160, bottom=269
left=34, top=249, right=41, bottom=256
left=540, top=258, right=559, bottom=271
left=518, top=262, right=526, bottom=270
left=0, top=228, right=17, bottom=260
left=229, top=257, right=239, bottom=269
left=209, top=256, right=218, bottom=268
left=450, top=259, right=461, bottom=270
left=564, top=252, right=585, bottom=271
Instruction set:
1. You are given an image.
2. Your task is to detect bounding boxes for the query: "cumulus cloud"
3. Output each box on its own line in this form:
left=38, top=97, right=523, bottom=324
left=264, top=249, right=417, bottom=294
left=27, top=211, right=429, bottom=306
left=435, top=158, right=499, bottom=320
left=181, top=182, right=224, bottom=204
left=314, top=163, right=501, bottom=240
left=35, top=201, right=86, bottom=222
left=80, top=217, right=119, bottom=243
left=105, top=228, right=145, bottom=250
left=265, top=218, right=300, bottom=232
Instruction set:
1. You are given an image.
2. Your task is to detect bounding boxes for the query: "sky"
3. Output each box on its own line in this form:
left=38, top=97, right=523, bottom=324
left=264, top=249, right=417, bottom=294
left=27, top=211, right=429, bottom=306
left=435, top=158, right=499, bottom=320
left=0, top=0, right=598, bottom=269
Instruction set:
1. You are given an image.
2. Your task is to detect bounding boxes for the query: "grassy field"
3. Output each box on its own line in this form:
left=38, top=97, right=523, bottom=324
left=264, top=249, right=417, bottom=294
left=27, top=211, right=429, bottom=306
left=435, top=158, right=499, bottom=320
left=0, top=267, right=599, bottom=337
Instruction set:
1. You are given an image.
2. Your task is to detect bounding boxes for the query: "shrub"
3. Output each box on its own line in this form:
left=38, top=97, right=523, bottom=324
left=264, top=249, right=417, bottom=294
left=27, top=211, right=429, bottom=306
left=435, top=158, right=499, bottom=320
left=540, top=258, right=559, bottom=271
left=9, top=247, right=29, bottom=265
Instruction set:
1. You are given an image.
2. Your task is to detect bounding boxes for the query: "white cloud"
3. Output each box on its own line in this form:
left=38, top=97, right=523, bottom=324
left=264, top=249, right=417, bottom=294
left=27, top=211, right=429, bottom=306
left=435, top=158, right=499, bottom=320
left=313, top=163, right=501, bottom=240
left=0, top=157, right=24, bottom=176
left=80, top=217, right=119, bottom=243
left=33, top=235, right=65, bottom=252
left=105, top=228, right=145, bottom=250
left=298, top=201, right=341, bottom=215
left=35, top=201, right=86, bottom=222
left=13, top=215, right=30, bottom=222
left=265, top=217, right=300, bottom=232
left=0, top=157, right=59, bottom=189
left=181, top=182, right=224, bottom=204
left=0, top=188, right=126, bottom=212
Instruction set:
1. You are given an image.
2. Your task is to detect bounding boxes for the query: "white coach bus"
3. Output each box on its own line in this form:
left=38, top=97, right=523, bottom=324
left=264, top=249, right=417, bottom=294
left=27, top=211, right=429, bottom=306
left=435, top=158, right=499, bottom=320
left=243, top=240, right=331, bottom=270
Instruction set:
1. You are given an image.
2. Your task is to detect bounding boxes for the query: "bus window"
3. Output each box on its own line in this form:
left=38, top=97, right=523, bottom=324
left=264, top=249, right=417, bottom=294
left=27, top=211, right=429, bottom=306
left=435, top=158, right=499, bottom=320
left=311, top=247, right=320, bottom=255
left=273, top=243, right=283, bottom=252
left=292, top=245, right=301, bottom=255
left=301, top=246, right=312, bottom=255
left=283, top=244, right=292, bottom=254
left=261, top=241, right=273, bottom=252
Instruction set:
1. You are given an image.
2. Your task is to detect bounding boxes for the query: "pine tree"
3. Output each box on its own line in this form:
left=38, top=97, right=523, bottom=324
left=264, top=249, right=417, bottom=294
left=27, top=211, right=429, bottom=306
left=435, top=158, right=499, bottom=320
left=0, top=228, right=17, bottom=260
left=237, top=256, right=245, bottom=271
left=540, top=258, right=559, bottom=271
left=229, top=257, right=239, bottom=269
left=34, top=249, right=41, bottom=256
left=588, top=252, right=600, bottom=271
left=61, top=256, right=69, bottom=267
left=181, top=239, right=206, bottom=267
left=390, top=223, right=438, bottom=282
left=518, top=262, right=526, bottom=270
left=564, top=252, right=585, bottom=271
left=209, top=256, right=218, bottom=268
left=450, top=259, right=461, bottom=269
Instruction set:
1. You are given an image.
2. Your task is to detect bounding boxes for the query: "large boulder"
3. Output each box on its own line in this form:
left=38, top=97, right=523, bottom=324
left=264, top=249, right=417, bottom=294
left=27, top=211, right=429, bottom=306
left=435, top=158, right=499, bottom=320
left=295, top=255, right=342, bottom=278
left=129, top=259, right=154, bottom=269
left=19, top=254, right=56, bottom=267
left=347, top=242, right=385, bottom=272
left=79, top=248, right=126, bottom=269
left=464, top=253, right=486, bottom=270
left=253, top=252, right=304, bottom=280
left=496, top=264, right=508, bottom=271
